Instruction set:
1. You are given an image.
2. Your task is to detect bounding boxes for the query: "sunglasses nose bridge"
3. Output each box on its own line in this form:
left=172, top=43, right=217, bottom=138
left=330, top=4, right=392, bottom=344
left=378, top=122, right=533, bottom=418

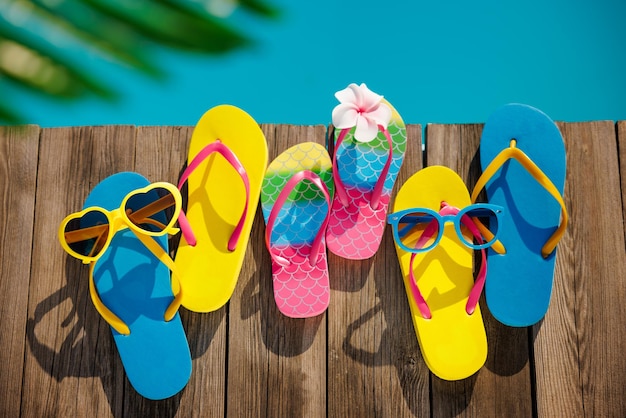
left=107, top=208, right=128, bottom=233
left=439, top=215, right=457, bottom=228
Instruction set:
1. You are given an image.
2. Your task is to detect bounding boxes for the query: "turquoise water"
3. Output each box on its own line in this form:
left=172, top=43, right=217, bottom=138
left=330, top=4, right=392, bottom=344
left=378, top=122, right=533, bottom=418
left=9, top=0, right=626, bottom=127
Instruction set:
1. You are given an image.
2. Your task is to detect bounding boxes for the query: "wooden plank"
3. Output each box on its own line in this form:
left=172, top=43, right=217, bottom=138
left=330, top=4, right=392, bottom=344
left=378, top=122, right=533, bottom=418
left=0, top=126, right=40, bottom=418
left=534, top=122, right=626, bottom=418
left=22, top=126, right=137, bottom=418
left=618, top=121, right=626, bottom=226
left=226, top=124, right=328, bottom=418
left=133, top=125, right=229, bottom=417
left=4, top=121, right=622, bottom=417
left=327, top=124, right=430, bottom=417
left=425, top=124, right=533, bottom=417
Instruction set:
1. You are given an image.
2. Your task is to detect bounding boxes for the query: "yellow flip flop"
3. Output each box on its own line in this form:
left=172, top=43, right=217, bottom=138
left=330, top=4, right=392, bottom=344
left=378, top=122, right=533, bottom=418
left=388, top=166, right=497, bottom=380
left=175, top=105, right=268, bottom=312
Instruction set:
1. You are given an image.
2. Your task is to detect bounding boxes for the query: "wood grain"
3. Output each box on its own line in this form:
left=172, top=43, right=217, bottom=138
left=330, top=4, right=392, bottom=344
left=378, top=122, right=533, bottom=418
left=134, top=126, right=230, bottom=417
left=1, top=122, right=624, bottom=417
left=426, top=124, right=533, bottom=418
left=327, top=124, right=430, bottom=418
left=23, top=127, right=137, bottom=418
left=534, top=122, right=626, bottom=418
left=227, top=125, right=328, bottom=418
left=618, top=121, right=626, bottom=226
left=0, top=126, right=40, bottom=418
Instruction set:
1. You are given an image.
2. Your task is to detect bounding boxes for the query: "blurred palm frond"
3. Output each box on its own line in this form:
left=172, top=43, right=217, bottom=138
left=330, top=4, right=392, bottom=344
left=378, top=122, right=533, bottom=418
left=0, top=0, right=279, bottom=123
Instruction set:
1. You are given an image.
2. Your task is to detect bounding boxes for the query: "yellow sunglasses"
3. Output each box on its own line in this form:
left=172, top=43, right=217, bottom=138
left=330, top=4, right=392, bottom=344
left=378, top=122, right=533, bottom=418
left=59, top=182, right=181, bottom=263
left=58, top=182, right=183, bottom=335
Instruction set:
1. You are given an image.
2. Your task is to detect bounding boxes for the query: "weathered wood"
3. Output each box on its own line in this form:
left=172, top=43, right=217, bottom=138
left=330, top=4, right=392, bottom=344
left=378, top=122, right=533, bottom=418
left=0, top=126, right=40, bottom=418
left=426, top=124, right=533, bottom=418
left=1, top=121, right=624, bottom=417
left=618, top=121, right=626, bottom=226
left=23, top=127, right=137, bottom=418
left=227, top=125, right=328, bottom=418
left=133, top=125, right=231, bottom=417
left=327, top=124, right=429, bottom=418
left=534, top=122, right=626, bottom=418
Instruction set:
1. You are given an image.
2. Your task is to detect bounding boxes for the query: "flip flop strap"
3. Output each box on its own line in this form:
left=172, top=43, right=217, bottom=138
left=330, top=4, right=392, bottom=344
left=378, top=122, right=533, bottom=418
left=88, top=232, right=183, bottom=336
left=177, top=140, right=250, bottom=251
left=408, top=205, right=488, bottom=319
left=265, top=170, right=331, bottom=268
left=458, top=212, right=487, bottom=315
left=333, top=126, right=394, bottom=211
left=471, top=139, right=568, bottom=258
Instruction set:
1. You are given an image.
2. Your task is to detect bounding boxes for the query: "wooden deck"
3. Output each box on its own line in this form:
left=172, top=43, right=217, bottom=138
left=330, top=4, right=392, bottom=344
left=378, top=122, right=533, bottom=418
left=1, top=121, right=625, bottom=417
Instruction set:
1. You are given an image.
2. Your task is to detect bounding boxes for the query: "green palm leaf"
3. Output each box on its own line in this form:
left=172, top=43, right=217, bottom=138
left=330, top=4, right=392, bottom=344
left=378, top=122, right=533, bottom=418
left=0, top=95, right=20, bottom=123
left=0, top=0, right=278, bottom=123
left=26, top=0, right=163, bottom=76
left=80, top=0, right=250, bottom=52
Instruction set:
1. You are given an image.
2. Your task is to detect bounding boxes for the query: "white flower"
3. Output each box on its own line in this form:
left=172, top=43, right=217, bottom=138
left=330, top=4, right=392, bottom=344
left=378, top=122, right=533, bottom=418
left=332, top=83, right=392, bottom=142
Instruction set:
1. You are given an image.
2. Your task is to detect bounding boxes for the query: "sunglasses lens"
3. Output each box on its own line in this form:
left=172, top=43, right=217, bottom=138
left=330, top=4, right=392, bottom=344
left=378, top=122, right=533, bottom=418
left=397, top=211, right=440, bottom=252
left=460, top=207, right=500, bottom=247
left=125, top=187, right=176, bottom=233
left=64, top=211, right=110, bottom=258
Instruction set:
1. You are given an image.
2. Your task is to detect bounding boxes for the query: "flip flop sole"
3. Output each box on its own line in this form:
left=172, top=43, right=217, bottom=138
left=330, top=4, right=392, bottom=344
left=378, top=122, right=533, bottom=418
left=86, top=172, right=191, bottom=400
left=392, top=166, right=487, bottom=381
left=261, top=143, right=334, bottom=318
left=175, top=105, right=268, bottom=312
left=480, top=103, right=566, bottom=326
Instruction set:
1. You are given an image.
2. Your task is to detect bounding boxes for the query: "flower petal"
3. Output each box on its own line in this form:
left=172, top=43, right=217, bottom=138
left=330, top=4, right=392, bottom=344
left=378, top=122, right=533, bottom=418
left=354, top=115, right=379, bottom=142
left=358, top=83, right=384, bottom=112
left=366, top=102, right=392, bottom=129
left=334, top=83, right=358, bottom=104
left=352, top=83, right=367, bottom=109
left=332, top=103, right=359, bottom=129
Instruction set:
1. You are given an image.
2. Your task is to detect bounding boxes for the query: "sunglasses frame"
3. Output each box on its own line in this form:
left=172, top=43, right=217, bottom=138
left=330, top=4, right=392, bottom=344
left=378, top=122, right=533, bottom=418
left=387, top=203, right=504, bottom=253
left=59, top=182, right=182, bottom=264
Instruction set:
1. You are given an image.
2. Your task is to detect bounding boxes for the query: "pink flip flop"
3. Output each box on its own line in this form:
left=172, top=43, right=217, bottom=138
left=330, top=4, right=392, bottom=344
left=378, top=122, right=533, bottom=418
left=261, top=143, right=334, bottom=318
left=326, top=83, right=407, bottom=260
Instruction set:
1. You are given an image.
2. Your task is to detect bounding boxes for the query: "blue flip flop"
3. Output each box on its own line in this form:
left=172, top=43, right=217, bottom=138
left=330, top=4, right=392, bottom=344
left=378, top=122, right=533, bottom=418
left=77, top=172, right=191, bottom=399
left=471, top=104, right=568, bottom=327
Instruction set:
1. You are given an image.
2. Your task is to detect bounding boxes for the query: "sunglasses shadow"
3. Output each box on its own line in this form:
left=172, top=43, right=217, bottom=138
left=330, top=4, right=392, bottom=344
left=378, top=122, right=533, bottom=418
left=409, top=240, right=476, bottom=312
left=27, top=243, right=189, bottom=417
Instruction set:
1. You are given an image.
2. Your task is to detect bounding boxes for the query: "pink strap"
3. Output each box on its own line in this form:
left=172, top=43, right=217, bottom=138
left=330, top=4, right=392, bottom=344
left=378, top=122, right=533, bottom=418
left=457, top=210, right=487, bottom=316
left=407, top=203, right=488, bottom=319
left=265, top=170, right=331, bottom=267
left=177, top=140, right=250, bottom=251
left=332, top=126, right=394, bottom=211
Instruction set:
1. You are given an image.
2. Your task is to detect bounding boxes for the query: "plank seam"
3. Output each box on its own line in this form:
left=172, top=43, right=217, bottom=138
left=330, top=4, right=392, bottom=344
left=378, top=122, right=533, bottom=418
left=21, top=125, right=42, bottom=418
left=615, top=121, right=626, bottom=245
left=528, top=328, right=539, bottom=418
left=325, top=123, right=330, bottom=418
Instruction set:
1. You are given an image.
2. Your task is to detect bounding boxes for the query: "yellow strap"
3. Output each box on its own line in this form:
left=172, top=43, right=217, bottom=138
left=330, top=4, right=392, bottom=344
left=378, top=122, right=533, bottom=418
left=88, top=229, right=183, bottom=335
left=471, top=140, right=568, bottom=258
left=133, top=232, right=183, bottom=321
left=88, top=262, right=131, bottom=335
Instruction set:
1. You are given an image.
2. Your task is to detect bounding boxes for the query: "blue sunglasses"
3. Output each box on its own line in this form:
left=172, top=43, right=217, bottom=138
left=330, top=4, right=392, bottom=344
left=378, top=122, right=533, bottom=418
left=387, top=203, right=504, bottom=253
